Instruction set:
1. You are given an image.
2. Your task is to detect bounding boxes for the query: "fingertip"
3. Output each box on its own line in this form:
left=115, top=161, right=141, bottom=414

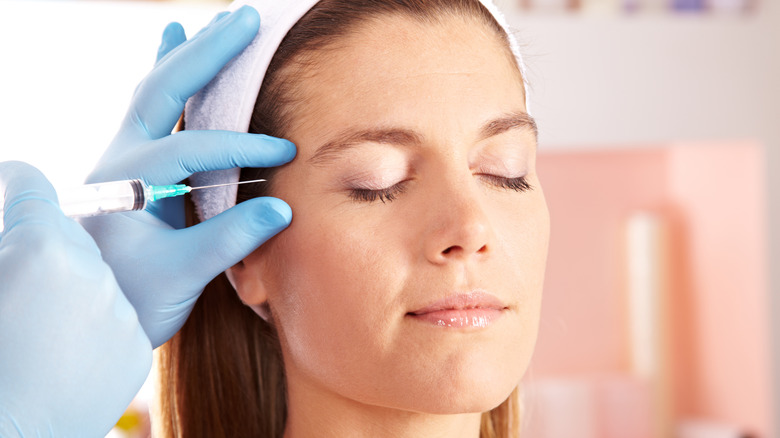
left=162, top=22, right=186, bottom=42
left=157, top=22, right=186, bottom=63
left=238, top=197, right=292, bottom=237
left=260, top=135, right=297, bottom=163
left=262, top=197, right=293, bottom=225
left=218, top=5, right=260, bottom=45
left=232, top=4, right=261, bottom=30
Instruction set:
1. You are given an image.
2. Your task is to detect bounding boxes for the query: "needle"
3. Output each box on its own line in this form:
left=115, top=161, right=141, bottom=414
left=189, top=179, right=267, bottom=191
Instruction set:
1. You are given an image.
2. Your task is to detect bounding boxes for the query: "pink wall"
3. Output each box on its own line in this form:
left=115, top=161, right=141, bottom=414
left=532, top=141, right=772, bottom=436
left=666, top=142, right=772, bottom=433
left=533, top=147, right=669, bottom=376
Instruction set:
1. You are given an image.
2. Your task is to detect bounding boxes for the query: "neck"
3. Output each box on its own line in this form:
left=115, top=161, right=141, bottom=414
left=283, top=371, right=483, bottom=438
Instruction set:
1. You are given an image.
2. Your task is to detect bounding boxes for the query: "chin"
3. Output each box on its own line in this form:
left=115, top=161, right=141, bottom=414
left=378, top=334, right=531, bottom=414
left=403, top=381, right=518, bottom=415
left=386, top=365, right=524, bottom=415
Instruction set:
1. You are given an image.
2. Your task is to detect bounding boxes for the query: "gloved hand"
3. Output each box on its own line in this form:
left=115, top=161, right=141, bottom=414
left=0, top=161, right=152, bottom=438
left=81, top=6, right=295, bottom=348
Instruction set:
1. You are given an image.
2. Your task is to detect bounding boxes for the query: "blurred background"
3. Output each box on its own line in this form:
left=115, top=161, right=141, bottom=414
left=0, top=0, right=776, bottom=437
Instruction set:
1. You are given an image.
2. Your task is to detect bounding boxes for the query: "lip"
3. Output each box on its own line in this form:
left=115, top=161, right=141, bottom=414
left=406, top=292, right=507, bottom=328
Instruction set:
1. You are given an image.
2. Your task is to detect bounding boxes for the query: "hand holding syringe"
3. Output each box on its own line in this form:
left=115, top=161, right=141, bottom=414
left=0, top=178, right=266, bottom=222
left=63, top=5, right=294, bottom=349
left=0, top=8, right=292, bottom=433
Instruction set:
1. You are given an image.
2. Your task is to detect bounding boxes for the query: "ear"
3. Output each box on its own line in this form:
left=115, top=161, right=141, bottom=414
left=226, top=253, right=272, bottom=321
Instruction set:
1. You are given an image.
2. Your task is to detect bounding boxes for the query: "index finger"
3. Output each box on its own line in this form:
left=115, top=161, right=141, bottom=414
left=125, top=5, right=260, bottom=141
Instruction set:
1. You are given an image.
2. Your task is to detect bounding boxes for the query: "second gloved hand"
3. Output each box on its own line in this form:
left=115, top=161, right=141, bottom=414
left=0, top=162, right=152, bottom=438
left=81, top=6, right=295, bottom=348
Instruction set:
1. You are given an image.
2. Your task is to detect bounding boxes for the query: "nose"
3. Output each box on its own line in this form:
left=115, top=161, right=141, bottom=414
left=424, top=185, right=492, bottom=265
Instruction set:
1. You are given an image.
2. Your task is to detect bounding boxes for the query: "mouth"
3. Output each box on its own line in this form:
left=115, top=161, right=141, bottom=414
left=406, top=292, right=508, bottom=329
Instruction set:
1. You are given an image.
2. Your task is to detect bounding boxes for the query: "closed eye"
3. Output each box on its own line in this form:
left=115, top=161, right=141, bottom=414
left=348, top=175, right=531, bottom=203
left=479, top=175, right=533, bottom=192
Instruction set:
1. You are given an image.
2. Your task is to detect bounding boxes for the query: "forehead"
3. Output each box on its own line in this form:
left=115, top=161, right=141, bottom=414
left=285, top=13, right=527, bottom=152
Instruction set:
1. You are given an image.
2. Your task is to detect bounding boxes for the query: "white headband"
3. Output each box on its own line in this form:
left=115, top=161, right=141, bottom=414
left=187, top=0, right=530, bottom=222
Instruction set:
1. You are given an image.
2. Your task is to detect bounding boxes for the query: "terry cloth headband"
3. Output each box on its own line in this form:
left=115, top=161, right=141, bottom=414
left=186, top=0, right=531, bottom=222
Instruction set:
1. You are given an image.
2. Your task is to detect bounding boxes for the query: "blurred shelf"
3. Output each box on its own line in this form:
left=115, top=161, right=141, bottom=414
left=497, top=0, right=760, bottom=19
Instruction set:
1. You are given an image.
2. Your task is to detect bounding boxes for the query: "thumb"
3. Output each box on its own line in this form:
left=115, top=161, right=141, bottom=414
left=0, top=161, right=61, bottom=235
left=172, top=197, right=292, bottom=284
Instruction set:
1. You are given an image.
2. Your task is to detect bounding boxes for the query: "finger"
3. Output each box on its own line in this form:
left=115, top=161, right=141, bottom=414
left=128, top=6, right=260, bottom=140
left=107, top=131, right=296, bottom=185
left=154, top=11, right=231, bottom=66
left=155, top=22, right=187, bottom=65
left=169, top=197, right=291, bottom=284
left=133, top=13, right=223, bottom=122
left=0, top=161, right=62, bottom=234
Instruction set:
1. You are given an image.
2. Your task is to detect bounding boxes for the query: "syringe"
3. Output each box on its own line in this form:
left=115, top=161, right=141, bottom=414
left=0, top=178, right=266, bottom=220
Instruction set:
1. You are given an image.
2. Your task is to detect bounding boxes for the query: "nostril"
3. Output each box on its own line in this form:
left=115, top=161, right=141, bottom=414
left=441, top=244, right=486, bottom=257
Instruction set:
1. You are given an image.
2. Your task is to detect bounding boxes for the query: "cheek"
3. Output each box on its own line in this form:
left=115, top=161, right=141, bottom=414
left=260, top=209, right=408, bottom=367
left=493, top=185, right=550, bottom=285
left=491, top=187, right=549, bottom=342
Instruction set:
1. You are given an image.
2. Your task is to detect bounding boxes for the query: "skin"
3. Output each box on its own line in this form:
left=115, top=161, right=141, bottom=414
left=230, top=12, right=550, bottom=438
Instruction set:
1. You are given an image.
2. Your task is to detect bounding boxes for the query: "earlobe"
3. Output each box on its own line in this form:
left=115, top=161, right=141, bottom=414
left=226, top=258, right=272, bottom=321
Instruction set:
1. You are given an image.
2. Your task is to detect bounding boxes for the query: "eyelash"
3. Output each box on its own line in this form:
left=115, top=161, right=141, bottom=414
left=480, top=174, right=534, bottom=192
left=349, top=182, right=408, bottom=204
left=348, top=175, right=532, bottom=204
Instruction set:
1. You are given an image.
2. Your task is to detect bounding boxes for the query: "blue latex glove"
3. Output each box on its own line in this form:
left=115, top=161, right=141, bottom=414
left=0, top=161, right=152, bottom=438
left=81, top=6, right=295, bottom=348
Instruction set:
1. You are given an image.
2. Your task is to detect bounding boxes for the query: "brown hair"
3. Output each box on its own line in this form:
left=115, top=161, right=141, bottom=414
left=156, top=1, right=525, bottom=437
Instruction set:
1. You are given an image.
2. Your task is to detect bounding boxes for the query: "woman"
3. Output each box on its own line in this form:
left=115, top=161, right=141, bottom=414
left=157, top=1, right=549, bottom=437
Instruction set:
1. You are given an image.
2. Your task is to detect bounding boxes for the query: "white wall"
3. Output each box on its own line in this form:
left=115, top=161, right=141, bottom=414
left=0, top=0, right=221, bottom=188
left=499, top=6, right=779, bottom=148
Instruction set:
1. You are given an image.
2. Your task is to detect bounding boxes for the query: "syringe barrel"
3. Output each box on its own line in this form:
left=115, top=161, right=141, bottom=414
left=57, top=179, right=147, bottom=218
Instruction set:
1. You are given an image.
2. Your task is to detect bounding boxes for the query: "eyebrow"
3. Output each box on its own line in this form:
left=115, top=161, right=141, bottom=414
left=308, top=111, right=538, bottom=166
left=309, top=128, right=423, bottom=166
left=480, top=112, right=538, bottom=143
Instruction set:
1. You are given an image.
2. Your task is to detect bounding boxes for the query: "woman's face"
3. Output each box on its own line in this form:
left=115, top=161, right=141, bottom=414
left=235, top=13, right=549, bottom=414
